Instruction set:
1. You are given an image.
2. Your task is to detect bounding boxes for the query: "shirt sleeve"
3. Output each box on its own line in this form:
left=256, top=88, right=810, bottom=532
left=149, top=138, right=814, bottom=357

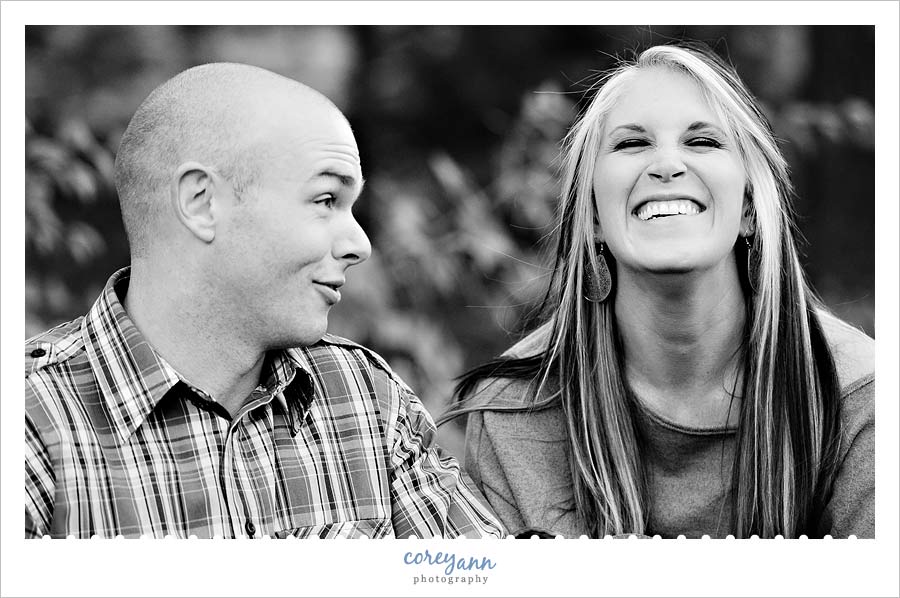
left=385, top=381, right=506, bottom=538
left=25, top=410, right=55, bottom=539
left=464, top=410, right=527, bottom=534
left=822, top=377, right=875, bottom=538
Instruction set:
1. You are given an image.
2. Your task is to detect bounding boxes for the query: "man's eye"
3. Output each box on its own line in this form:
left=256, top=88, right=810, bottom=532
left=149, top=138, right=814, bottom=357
left=687, top=137, right=722, bottom=148
left=315, top=195, right=337, bottom=208
left=613, top=139, right=649, bottom=150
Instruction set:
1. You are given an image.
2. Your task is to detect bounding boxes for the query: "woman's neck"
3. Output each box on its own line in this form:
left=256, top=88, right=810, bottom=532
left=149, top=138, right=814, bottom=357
left=613, top=257, right=747, bottom=426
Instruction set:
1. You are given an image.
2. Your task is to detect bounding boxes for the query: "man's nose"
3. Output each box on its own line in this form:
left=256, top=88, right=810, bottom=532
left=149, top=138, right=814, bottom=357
left=647, top=147, right=686, bottom=182
left=335, top=214, right=372, bottom=266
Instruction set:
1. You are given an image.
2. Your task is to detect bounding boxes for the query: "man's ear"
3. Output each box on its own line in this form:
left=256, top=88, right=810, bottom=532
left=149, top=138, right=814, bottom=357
left=173, top=162, right=219, bottom=243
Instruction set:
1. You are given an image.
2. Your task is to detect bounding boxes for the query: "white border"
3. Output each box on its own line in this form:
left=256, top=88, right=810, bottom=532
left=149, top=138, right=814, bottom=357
left=3, top=3, right=898, bottom=597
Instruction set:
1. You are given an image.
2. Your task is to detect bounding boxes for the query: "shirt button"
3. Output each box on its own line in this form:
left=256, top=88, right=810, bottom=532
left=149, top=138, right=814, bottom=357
left=30, top=348, right=46, bottom=358
left=245, top=520, right=256, bottom=537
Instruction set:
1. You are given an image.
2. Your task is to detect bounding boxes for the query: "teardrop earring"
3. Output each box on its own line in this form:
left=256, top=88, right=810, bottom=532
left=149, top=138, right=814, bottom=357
left=584, top=242, right=612, bottom=303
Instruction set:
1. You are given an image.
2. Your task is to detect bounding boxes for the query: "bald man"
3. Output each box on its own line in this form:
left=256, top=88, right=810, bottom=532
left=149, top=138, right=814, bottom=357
left=25, top=63, right=505, bottom=539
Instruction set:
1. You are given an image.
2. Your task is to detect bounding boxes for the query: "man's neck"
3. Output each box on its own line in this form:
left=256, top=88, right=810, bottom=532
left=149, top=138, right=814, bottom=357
left=123, top=262, right=266, bottom=417
left=614, top=258, right=746, bottom=426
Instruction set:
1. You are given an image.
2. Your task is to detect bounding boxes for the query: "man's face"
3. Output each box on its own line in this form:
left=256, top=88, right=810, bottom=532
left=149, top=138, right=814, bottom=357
left=213, top=102, right=371, bottom=350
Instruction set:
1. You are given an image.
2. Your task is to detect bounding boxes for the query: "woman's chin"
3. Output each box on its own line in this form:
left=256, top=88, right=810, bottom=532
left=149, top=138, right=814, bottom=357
left=627, top=258, right=702, bottom=276
left=620, top=249, right=732, bottom=277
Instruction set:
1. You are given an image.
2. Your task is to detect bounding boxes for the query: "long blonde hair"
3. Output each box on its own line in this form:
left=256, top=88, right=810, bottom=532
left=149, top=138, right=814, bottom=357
left=451, top=43, right=842, bottom=538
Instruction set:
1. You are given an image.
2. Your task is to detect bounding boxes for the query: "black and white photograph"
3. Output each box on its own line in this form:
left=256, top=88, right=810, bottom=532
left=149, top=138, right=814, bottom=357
left=3, top=3, right=898, bottom=598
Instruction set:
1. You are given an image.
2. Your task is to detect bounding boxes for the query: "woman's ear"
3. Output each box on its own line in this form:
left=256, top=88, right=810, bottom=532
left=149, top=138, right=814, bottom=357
left=591, top=193, right=605, bottom=243
left=740, top=185, right=756, bottom=236
left=172, top=161, right=217, bottom=243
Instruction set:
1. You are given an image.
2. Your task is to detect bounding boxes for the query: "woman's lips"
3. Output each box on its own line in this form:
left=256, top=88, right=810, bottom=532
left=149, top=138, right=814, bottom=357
left=634, top=198, right=705, bottom=221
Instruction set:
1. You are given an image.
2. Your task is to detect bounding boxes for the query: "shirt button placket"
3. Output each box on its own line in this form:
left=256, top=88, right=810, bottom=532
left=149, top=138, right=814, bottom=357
left=231, top=404, right=264, bottom=539
left=221, top=425, right=242, bottom=539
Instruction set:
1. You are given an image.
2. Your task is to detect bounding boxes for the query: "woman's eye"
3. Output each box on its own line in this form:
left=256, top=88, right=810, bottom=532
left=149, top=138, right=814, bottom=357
left=687, top=137, right=722, bottom=148
left=613, top=139, right=649, bottom=150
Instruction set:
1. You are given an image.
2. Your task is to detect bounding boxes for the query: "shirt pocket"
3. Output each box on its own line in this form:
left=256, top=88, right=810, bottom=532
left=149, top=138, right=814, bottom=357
left=275, top=518, right=394, bottom=539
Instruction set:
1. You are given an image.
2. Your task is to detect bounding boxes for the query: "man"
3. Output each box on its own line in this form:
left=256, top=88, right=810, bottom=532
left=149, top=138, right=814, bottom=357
left=25, top=63, right=504, bottom=539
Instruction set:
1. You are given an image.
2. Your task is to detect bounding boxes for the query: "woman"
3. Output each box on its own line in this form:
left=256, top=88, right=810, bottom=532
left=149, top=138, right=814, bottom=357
left=443, top=43, right=874, bottom=539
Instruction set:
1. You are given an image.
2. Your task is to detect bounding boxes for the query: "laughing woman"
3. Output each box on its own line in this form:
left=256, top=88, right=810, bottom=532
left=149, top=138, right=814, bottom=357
left=444, top=43, right=874, bottom=538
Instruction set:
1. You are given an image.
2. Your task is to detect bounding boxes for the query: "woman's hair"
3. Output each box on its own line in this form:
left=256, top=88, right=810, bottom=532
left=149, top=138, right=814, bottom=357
left=446, top=42, right=842, bottom=538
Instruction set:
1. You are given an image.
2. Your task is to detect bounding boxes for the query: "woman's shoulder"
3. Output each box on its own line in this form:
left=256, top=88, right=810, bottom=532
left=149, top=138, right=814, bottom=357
left=816, top=310, right=875, bottom=393
left=464, top=322, right=557, bottom=412
left=816, top=311, right=874, bottom=443
left=465, top=371, right=562, bottom=413
left=465, top=376, right=539, bottom=410
left=503, top=321, right=553, bottom=360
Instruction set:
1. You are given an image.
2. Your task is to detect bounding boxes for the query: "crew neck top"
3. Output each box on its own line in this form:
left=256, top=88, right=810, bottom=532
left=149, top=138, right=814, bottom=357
left=462, top=314, right=875, bottom=538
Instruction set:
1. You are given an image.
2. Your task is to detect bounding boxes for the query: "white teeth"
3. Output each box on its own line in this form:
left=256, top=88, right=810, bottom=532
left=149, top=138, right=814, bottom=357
left=636, top=200, right=701, bottom=221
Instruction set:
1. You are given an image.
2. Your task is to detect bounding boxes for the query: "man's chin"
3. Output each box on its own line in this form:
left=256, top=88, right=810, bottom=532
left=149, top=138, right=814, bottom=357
left=268, top=322, right=328, bottom=350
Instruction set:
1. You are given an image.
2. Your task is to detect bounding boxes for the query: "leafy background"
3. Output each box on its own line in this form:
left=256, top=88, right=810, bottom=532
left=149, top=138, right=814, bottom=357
left=26, top=26, right=875, bottom=460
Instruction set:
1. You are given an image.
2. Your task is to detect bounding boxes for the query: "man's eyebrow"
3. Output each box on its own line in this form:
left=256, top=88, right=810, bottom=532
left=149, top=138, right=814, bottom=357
left=312, top=170, right=365, bottom=193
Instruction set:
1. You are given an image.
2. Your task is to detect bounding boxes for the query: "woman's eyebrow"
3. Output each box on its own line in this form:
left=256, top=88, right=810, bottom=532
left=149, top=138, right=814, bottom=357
left=607, top=123, right=646, bottom=136
left=607, top=122, right=726, bottom=135
left=686, top=121, right=725, bottom=134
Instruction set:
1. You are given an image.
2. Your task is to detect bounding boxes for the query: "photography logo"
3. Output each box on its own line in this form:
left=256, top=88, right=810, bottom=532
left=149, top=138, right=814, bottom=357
left=403, top=548, right=496, bottom=586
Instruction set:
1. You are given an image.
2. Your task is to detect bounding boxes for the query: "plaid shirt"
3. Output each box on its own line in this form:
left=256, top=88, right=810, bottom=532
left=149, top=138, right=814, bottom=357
left=25, top=268, right=504, bottom=539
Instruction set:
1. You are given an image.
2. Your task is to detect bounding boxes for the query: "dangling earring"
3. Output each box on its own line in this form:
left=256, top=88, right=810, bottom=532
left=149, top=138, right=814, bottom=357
left=585, top=242, right=612, bottom=303
left=739, top=186, right=758, bottom=295
left=742, top=235, right=758, bottom=295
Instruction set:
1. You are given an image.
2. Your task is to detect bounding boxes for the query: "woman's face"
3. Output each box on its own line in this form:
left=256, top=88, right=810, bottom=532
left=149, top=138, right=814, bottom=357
left=592, top=67, right=748, bottom=277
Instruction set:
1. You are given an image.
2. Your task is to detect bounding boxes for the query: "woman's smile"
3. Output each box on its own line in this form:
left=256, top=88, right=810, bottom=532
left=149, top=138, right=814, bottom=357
left=632, top=194, right=707, bottom=221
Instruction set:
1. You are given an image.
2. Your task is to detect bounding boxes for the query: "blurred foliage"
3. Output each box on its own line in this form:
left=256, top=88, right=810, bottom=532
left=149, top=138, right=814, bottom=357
left=25, top=26, right=875, bottom=460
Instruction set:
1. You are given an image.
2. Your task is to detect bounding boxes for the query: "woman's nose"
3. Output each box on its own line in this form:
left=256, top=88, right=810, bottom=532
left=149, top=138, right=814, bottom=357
left=647, top=147, right=687, bottom=182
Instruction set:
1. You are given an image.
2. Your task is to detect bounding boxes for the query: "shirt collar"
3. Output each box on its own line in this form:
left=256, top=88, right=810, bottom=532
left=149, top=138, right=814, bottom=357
left=273, top=351, right=316, bottom=435
left=260, top=350, right=315, bottom=422
left=82, top=267, right=315, bottom=443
